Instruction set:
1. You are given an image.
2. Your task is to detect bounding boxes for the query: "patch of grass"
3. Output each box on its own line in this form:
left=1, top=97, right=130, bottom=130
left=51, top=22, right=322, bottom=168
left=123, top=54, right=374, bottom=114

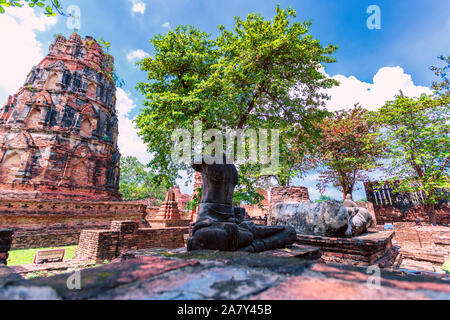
left=7, top=246, right=77, bottom=267
left=443, top=260, right=450, bottom=274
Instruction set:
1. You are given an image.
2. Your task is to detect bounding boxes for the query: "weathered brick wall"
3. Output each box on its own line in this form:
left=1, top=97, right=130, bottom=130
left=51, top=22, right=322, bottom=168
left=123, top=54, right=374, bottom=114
left=146, top=219, right=191, bottom=229
left=241, top=189, right=270, bottom=219
left=0, top=229, right=13, bottom=265
left=241, top=205, right=268, bottom=219
left=373, top=203, right=450, bottom=225
left=12, top=231, right=81, bottom=250
left=389, top=223, right=450, bottom=264
left=270, top=186, right=310, bottom=207
left=76, top=221, right=190, bottom=261
left=76, top=229, right=119, bottom=261
left=135, top=228, right=189, bottom=249
left=143, top=206, right=160, bottom=220
left=0, top=199, right=146, bottom=249
left=393, top=223, right=450, bottom=248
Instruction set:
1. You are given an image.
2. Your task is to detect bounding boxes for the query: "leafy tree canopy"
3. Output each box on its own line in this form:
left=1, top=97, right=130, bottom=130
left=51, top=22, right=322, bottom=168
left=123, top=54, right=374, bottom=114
left=0, top=0, right=64, bottom=16
left=135, top=6, right=338, bottom=188
left=365, top=56, right=450, bottom=225
left=430, top=55, right=449, bottom=95
left=119, top=156, right=170, bottom=204
left=372, top=91, right=449, bottom=224
left=309, top=105, right=384, bottom=199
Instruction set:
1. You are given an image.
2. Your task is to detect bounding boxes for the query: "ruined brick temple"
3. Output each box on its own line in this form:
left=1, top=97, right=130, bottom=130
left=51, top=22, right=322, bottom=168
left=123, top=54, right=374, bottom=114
left=0, top=35, right=146, bottom=250
left=0, top=34, right=120, bottom=201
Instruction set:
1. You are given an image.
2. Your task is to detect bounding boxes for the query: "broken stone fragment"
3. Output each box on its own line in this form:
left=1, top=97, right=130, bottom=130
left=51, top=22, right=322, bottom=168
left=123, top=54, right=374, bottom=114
left=269, top=201, right=372, bottom=238
left=269, top=201, right=349, bottom=237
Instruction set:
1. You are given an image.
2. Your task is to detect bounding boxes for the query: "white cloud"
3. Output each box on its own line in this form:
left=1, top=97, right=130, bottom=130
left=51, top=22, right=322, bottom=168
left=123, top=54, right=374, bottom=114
left=126, top=49, right=150, bottom=62
left=116, top=88, right=152, bottom=164
left=161, top=21, right=171, bottom=29
left=130, top=0, right=146, bottom=15
left=292, top=67, right=433, bottom=200
left=324, top=66, right=432, bottom=111
left=0, top=7, right=57, bottom=105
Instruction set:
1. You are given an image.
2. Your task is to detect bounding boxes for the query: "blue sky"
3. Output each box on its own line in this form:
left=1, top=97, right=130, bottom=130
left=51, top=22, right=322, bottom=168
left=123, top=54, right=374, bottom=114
left=42, top=0, right=449, bottom=95
left=0, top=0, right=448, bottom=200
left=27, top=0, right=449, bottom=105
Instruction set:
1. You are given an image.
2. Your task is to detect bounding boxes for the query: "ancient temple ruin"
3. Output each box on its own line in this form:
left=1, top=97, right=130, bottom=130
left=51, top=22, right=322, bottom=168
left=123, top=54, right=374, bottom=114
left=146, top=187, right=191, bottom=228
left=0, top=35, right=147, bottom=251
left=155, top=188, right=182, bottom=220
left=0, top=34, right=121, bottom=201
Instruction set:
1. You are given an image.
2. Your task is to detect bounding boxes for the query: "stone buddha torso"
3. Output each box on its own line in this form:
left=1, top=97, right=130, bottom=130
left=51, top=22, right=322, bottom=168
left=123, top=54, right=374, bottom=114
left=193, top=162, right=238, bottom=222
left=188, top=160, right=297, bottom=252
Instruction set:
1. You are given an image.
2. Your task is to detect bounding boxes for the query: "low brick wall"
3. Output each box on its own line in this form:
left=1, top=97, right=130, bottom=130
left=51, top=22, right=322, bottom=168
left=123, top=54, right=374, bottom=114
left=374, top=203, right=450, bottom=225
left=241, top=204, right=268, bottom=219
left=0, top=199, right=146, bottom=249
left=241, top=189, right=270, bottom=219
left=387, top=223, right=450, bottom=265
left=147, top=219, right=191, bottom=229
left=11, top=231, right=82, bottom=250
left=270, top=186, right=310, bottom=207
left=0, top=229, right=13, bottom=265
left=393, top=223, right=450, bottom=248
left=76, top=221, right=190, bottom=261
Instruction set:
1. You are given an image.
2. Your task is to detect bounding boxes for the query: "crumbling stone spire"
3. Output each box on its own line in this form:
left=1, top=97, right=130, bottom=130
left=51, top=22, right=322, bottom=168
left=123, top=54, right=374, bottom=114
left=156, top=188, right=182, bottom=220
left=0, top=34, right=121, bottom=201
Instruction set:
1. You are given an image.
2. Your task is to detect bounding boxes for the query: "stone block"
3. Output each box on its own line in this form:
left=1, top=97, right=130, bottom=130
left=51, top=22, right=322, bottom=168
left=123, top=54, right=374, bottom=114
left=76, top=221, right=190, bottom=261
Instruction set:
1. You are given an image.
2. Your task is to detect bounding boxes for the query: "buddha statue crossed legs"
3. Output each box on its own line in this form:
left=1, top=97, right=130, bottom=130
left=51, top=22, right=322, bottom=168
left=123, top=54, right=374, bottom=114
left=187, top=160, right=296, bottom=252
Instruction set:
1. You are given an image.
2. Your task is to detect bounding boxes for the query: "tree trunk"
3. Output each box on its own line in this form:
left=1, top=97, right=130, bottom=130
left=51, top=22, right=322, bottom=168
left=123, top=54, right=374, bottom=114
left=338, top=171, right=354, bottom=201
left=342, top=185, right=354, bottom=201
left=426, top=203, right=437, bottom=225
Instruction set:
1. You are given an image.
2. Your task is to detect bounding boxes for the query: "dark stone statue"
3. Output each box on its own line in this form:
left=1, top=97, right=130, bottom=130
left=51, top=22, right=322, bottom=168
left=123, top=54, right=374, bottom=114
left=187, top=159, right=296, bottom=253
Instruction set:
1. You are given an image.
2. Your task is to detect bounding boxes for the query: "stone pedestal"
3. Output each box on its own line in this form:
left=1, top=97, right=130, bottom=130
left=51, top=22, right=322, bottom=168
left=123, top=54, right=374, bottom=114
left=296, top=230, right=397, bottom=267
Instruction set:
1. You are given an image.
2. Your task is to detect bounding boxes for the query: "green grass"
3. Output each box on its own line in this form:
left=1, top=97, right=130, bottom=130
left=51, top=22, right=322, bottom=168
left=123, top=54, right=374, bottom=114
left=7, top=246, right=77, bottom=267
left=443, top=260, right=450, bottom=274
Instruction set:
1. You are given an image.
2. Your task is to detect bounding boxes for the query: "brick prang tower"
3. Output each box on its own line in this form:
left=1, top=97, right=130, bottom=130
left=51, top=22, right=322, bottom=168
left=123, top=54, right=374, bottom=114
left=0, top=34, right=121, bottom=201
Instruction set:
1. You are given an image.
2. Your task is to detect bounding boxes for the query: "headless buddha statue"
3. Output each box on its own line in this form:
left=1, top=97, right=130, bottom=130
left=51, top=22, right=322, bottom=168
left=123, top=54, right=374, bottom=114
left=187, top=159, right=296, bottom=252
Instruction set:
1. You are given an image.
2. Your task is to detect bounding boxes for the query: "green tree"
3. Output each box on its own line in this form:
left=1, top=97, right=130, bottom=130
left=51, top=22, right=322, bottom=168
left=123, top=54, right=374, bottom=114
left=373, top=92, right=449, bottom=225
left=310, top=105, right=384, bottom=199
left=135, top=6, right=337, bottom=189
left=119, top=156, right=170, bottom=204
left=430, top=55, right=449, bottom=95
left=0, top=0, right=64, bottom=16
